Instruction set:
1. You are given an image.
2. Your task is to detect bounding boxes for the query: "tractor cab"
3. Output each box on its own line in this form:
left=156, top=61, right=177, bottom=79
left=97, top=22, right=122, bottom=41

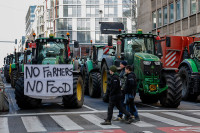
left=190, top=41, right=200, bottom=60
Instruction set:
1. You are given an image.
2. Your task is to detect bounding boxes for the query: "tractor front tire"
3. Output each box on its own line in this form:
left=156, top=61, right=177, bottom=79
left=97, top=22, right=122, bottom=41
left=179, top=66, right=198, bottom=101
left=15, top=77, right=41, bottom=109
left=89, top=72, right=101, bottom=98
left=11, top=70, right=17, bottom=88
left=63, top=75, right=84, bottom=108
left=83, top=68, right=89, bottom=95
left=159, top=73, right=182, bottom=108
left=101, top=63, right=109, bottom=102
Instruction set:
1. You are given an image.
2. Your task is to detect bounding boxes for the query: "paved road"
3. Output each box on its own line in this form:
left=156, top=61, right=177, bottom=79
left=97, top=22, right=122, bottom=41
left=1, top=78, right=200, bottom=133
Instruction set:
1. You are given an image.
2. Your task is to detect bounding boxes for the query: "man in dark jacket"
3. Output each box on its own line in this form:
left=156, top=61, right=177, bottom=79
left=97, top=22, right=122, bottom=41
left=101, top=65, right=133, bottom=125
left=124, top=65, right=140, bottom=121
left=113, top=61, right=127, bottom=121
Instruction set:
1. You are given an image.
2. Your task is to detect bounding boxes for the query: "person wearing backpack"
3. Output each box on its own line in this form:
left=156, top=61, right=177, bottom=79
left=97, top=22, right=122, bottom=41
left=124, top=65, right=140, bottom=122
left=101, top=65, right=133, bottom=125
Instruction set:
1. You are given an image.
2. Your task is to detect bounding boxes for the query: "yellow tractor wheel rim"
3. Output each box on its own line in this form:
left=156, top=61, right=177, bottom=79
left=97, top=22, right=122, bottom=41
left=103, top=70, right=107, bottom=94
left=77, top=81, right=82, bottom=101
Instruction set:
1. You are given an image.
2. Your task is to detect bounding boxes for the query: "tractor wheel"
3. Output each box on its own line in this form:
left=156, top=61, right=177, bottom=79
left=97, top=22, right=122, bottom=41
left=89, top=72, right=101, bottom=98
left=5, top=70, right=11, bottom=83
left=15, top=77, right=42, bottom=109
left=159, top=73, right=182, bottom=108
left=62, top=75, right=84, bottom=108
left=83, top=68, right=89, bottom=95
left=11, top=70, right=17, bottom=88
left=179, top=66, right=198, bottom=101
left=139, top=90, right=158, bottom=103
left=101, top=63, right=110, bottom=102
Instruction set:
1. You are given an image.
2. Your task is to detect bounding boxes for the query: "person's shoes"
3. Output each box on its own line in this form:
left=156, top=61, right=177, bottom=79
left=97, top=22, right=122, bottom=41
left=125, top=117, right=135, bottom=124
left=100, top=120, right=111, bottom=125
left=113, top=117, right=122, bottom=121
left=135, top=116, right=140, bottom=122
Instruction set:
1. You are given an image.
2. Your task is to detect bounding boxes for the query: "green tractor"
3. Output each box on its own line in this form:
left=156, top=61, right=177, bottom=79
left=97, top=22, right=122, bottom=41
left=179, top=41, right=200, bottom=101
left=10, top=51, right=24, bottom=88
left=101, top=30, right=182, bottom=107
left=83, top=44, right=116, bottom=98
left=15, top=33, right=84, bottom=109
left=4, top=54, right=14, bottom=83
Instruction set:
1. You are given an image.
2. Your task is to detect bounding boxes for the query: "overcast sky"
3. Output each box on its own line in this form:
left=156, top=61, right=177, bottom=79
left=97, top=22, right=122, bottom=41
left=0, top=0, right=40, bottom=67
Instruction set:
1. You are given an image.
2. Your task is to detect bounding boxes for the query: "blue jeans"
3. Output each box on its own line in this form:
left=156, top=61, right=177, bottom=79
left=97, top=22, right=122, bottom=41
left=124, top=94, right=139, bottom=118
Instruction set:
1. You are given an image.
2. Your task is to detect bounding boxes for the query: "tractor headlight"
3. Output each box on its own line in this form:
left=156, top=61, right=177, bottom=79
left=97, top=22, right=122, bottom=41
left=143, top=61, right=151, bottom=65
left=154, top=61, right=161, bottom=65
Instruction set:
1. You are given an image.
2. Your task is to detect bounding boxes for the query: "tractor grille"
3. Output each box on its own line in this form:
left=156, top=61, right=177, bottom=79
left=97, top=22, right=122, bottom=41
left=142, top=61, right=162, bottom=76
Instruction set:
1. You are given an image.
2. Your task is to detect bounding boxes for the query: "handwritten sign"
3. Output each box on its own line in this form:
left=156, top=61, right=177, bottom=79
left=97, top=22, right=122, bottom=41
left=24, top=65, right=73, bottom=97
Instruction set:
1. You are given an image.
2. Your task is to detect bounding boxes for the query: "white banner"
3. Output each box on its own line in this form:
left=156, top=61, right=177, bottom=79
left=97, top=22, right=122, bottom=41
left=24, top=65, right=73, bottom=97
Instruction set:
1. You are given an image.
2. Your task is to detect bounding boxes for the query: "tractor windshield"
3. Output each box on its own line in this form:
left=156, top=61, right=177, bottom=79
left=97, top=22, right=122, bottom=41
left=38, top=42, right=65, bottom=59
left=194, top=43, right=200, bottom=60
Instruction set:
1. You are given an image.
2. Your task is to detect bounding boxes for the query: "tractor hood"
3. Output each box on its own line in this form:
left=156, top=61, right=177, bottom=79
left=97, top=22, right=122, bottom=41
left=135, top=53, right=160, bottom=62
left=42, top=57, right=58, bottom=64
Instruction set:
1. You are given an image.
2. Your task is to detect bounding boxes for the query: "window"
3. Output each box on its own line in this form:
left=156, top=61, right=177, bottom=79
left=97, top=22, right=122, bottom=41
left=169, top=3, right=174, bottom=23
left=86, top=0, right=99, bottom=4
left=191, top=0, right=196, bottom=14
left=105, top=0, right=118, bottom=4
left=176, top=0, right=180, bottom=20
left=183, top=0, right=188, bottom=17
left=56, top=19, right=72, bottom=31
left=104, top=5, right=118, bottom=17
left=163, top=6, right=168, bottom=25
left=123, top=6, right=131, bottom=17
left=86, top=6, right=99, bottom=17
left=152, top=11, right=156, bottom=29
left=157, top=9, right=162, bottom=27
left=77, top=6, right=81, bottom=17
left=77, top=31, right=91, bottom=43
left=77, top=19, right=90, bottom=30
left=95, top=31, right=107, bottom=43
left=63, top=6, right=77, bottom=17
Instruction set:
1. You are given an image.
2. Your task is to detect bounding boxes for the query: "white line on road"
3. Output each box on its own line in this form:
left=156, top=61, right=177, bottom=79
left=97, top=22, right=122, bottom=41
left=143, top=131, right=154, bottom=133
left=137, top=103, right=160, bottom=109
left=21, top=116, right=47, bottom=132
left=133, top=121, right=155, bottom=127
left=81, top=114, right=120, bottom=129
left=1, top=110, right=200, bottom=117
left=140, top=113, right=191, bottom=126
left=83, top=105, right=98, bottom=111
left=193, top=112, right=200, bottom=116
left=0, top=117, right=9, bottom=133
left=163, top=112, right=200, bottom=124
left=51, top=115, right=84, bottom=130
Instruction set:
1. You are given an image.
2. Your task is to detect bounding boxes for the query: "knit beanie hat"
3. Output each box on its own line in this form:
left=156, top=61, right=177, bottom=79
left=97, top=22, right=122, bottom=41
left=109, top=65, right=117, bottom=73
left=121, top=61, right=127, bottom=66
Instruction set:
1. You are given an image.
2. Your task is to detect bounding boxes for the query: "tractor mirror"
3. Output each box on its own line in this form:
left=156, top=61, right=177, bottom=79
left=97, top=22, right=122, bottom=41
left=157, top=42, right=163, bottom=57
left=108, top=35, right=113, bottom=46
left=166, top=37, right=171, bottom=47
left=86, top=48, right=90, bottom=53
left=74, top=41, right=79, bottom=48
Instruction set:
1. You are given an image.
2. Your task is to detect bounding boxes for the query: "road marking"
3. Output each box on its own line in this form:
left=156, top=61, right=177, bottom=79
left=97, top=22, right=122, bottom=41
left=21, top=116, right=47, bottom=132
left=193, top=112, right=200, bottom=116
left=163, top=112, right=200, bottom=124
left=81, top=114, right=120, bottom=129
left=83, top=105, right=98, bottom=111
left=137, top=103, right=160, bottom=109
left=133, top=121, right=155, bottom=127
left=51, top=115, right=83, bottom=130
left=1, top=110, right=200, bottom=117
left=0, top=117, right=9, bottom=133
left=143, top=131, right=154, bottom=133
left=140, top=113, right=190, bottom=126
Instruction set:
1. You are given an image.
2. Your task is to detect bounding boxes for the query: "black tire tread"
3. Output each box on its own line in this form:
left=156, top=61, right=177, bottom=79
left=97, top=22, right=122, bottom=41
left=89, top=72, right=101, bottom=98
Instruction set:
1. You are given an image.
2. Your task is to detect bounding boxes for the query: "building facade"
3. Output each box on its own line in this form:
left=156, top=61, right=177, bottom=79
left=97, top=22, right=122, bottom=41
left=25, top=6, right=36, bottom=38
left=40, top=0, right=137, bottom=45
left=138, top=0, right=200, bottom=37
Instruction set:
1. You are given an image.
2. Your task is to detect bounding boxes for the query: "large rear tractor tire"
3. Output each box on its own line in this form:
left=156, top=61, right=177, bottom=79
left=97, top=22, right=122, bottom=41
left=63, top=75, right=84, bottom=108
left=5, top=70, right=11, bottom=83
left=159, top=73, right=182, bottom=108
left=15, top=77, right=42, bottom=109
left=101, top=63, right=110, bottom=102
left=89, top=72, right=101, bottom=98
left=179, top=66, right=198, bottom=101
left=83, top=68, right=89, bottom=95
left=11, top=70, right=17, bottom=88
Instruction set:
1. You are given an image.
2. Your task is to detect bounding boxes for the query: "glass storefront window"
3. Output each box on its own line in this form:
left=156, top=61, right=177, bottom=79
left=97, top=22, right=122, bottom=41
left=176, top=0, right=180, bottom=20
left=163, top=6, right=168, bottom=25
left=191, top=0, right=196, bottom=15
left=183, top=0, right=188, bottom=17
left=169, top=3, right=174, bottom=23
left=152, top=11, right=156, bottom=29
left=157, top=8, right=162, bottom=27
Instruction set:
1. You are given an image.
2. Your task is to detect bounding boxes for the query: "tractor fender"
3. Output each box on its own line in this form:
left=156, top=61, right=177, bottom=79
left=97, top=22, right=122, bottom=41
left=11, top=64, right=16, bottom=69
left=101, top=57, right=114, bottom=69
left=179, top=59, right=198, bottom=73
left=85, top=60, right=94, bottom=74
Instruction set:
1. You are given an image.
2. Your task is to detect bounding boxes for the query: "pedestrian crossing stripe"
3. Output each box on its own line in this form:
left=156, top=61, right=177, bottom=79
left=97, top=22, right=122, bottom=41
left=1, top=112, right=200, bottom=133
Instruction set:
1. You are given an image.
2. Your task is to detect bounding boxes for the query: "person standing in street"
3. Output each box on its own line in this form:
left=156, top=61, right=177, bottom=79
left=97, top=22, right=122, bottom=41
left=124, top=65, right=140, bottom=121
left=113, top=61, right=127, bottom=121
left=101, top=65, right=133, bottom=125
